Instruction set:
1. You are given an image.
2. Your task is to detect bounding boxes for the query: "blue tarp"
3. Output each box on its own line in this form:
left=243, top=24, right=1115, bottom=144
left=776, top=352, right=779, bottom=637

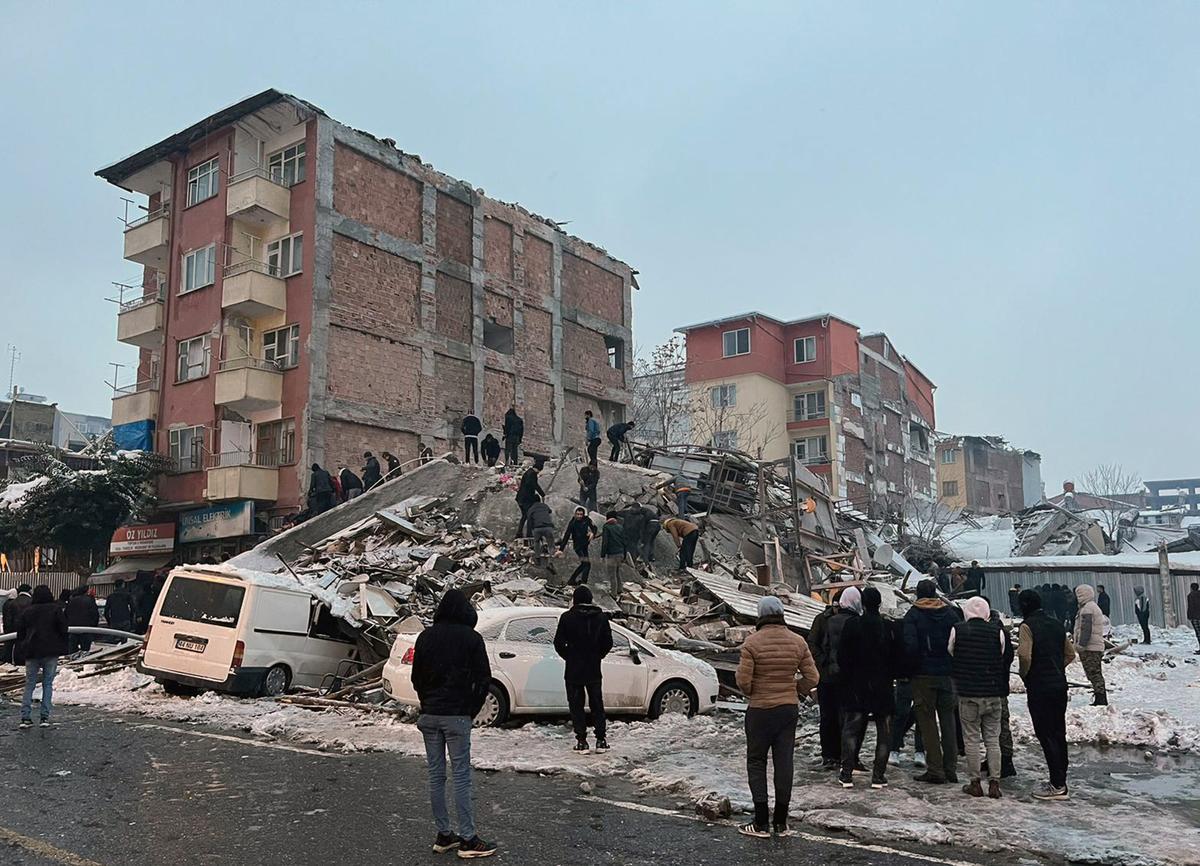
left=112, top=419, right=154, bottom=452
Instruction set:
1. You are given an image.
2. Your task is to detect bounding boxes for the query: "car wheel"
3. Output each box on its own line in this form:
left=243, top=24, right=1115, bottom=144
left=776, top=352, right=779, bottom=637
left=474, top=683, right=509, bottom=728
left=161, top=679, right=201, bottom=698
left=649, top=681, right=698, bottom=719
left=261, top=664, right=291, bottom=697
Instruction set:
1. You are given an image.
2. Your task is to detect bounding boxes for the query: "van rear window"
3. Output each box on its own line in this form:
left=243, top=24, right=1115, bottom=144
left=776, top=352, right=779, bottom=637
left=160, top=577, right=245, bottom=628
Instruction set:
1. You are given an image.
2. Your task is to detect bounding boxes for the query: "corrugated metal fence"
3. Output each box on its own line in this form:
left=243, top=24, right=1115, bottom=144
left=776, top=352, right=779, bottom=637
left=0, top=572, right=88, bottom=600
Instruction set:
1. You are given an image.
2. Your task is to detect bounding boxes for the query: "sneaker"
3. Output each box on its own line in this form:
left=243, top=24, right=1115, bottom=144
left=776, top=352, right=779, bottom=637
left=988, top=780, right=1002, bottom=800
left=456, top=837, right=497, bottom=859
left=871, top=777, right=888, bottom=789
left=433, top=833, right=463, bottom=853
left=1032, top=783, right=1070, bottom=801
left=19, top=720, right=32, bottom=730
left=737, top=823, right=771, bottom=839
left=773, top=824, right=794, bottom=837
left=962, top=779, right=984, bottom=798
left=913, top=751, right=927, bottom=767
left=888, top=751, right=902, bottom=766
left=1001, top=758, right=1018, bottom=778
left=853, top=761, right=867, bottom=773
left=838, top=773, right=854, bottom=788
left=573, top=739, right=590, bottom=753
left=39, top=720, right=50, bottom=728
left=594, top=738, right=609, bottom=753
left=912, top=771, right=946, bottom=785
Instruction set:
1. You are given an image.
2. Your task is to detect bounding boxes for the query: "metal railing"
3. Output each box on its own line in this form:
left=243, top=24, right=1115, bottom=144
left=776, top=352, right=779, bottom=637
left=115, top=282, right=165, bottom=312
left=228, top=166, right=290, bottom=189
left=223, top=258, right=283, bottom=280
left=112, top=378, right=160, bottom=397
left=217, top=355, right=282, bottom=374
left=123, top=204, right=170, bottom=231
left=787, top=409, right=828, bottom=423
left=207, top=449, right=284, bottom=470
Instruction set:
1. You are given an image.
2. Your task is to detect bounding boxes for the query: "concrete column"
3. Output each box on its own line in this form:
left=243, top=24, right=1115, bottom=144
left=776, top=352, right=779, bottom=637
left=549, top=239, right=564, bottom=446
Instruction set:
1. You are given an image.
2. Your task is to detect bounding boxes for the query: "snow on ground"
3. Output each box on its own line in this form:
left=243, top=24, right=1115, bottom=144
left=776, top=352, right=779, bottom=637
left=944, top=515, right=1016, bottom=561
left=39, top=628, right=1200, bottom=865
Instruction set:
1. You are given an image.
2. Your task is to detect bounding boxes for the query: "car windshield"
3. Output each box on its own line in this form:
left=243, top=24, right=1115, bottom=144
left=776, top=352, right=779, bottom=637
left=159, top=577, right=245, bottom=629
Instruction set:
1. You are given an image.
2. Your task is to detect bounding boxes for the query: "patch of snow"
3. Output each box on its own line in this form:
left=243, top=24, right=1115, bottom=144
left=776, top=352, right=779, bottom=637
left=0, top=477, right=48, bottom=510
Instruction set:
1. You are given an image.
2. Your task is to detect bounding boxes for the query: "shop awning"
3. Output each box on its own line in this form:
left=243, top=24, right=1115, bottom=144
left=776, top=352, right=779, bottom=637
left=90, top=555, right=172, bottom=583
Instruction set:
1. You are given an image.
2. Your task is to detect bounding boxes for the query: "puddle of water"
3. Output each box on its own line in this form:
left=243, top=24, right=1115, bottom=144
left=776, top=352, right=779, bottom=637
left=1071, top=743, right=1200, bottom=806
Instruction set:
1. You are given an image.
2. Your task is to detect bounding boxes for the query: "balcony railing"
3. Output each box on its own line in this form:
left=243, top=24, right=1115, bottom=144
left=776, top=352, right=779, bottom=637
left=218, top=356, right=282, bottom=374
left=123, top=204, right=170, bottom=231
left=207, top=449, right=284, bottom=469
left=787, top=410, right=828, bottom=423
left=226, top=168, right=290, bottom=225
left=224, top=258, right=283, bottom=280
left=228, top=167, right=291, bottom=188
left=113, top=379, right=160, bottom=397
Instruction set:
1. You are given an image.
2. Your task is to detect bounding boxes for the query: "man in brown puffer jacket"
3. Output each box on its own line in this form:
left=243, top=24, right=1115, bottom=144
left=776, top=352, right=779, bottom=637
left=735, top=595, right=820, bottom=838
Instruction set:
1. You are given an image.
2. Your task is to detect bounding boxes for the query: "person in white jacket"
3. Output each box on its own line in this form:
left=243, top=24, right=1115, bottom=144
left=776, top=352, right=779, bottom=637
left=1073, top=585, right=1107, bottom=706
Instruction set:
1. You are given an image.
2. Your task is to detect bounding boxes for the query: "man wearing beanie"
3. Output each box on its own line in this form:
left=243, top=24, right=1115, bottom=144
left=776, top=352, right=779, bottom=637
left=554, top=585, right=614, bottom=753
left=735, top=595, right=819, bottom=838
left=1017, top=588, right=1076, bottom=800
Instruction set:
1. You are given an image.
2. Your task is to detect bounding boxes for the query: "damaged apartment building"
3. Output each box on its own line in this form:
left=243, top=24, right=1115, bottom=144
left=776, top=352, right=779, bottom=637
left=98, top=89, right=634, bottom=554
left=674, top=312, right=937, bottom=517
left=935, top=435, right=1043, bottom=514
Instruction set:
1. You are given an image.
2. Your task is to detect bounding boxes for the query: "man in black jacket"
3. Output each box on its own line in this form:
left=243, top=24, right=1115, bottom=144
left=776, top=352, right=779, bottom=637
left=480, top=435, right=501, bottom=468
left=808, top=597, right=842, bottom=769
left=339, top=466, right=364, bottom=500
left=837, top=586, right=895, bottom=788
left=461, top=412, right=482, bottom=464
left=410, top=590, right=496, bottom=858
left=361, top=452, right=382, bottom=489
left=606, top=421, right=635, bottom=462
left=308, top=464, right=336, bottom=514
left=1, top=584, right=32, bottom=663
left=903, top=579, right=962, bottom=784
left=65, top=587, right=100, bottom=653
left=1188, top=582, right=1200, bottom=654
left=502, top=406, right=523, bottom=466
left=1018, top=588, right=1076, bottom=801
left=557, top=507, right=597, bottom=586
left=554, top=585, right=614, bottom=753
left=621, top=502, right=649, bottom=564
left=526, top=501, right=556, bottom=566
left=964, top=561, right=986, bottom=596
left=104, top=580, right=135, bottom=632
left=515, top=463, right=544, bottom=538
left=17, top=585, right=69, bottom=728
left=1096, top=585, right=1112, bottom=619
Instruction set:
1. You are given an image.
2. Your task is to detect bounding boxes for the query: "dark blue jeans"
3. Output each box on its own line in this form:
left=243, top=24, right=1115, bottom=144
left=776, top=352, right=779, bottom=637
left=417, top=714, right=476, bottom=839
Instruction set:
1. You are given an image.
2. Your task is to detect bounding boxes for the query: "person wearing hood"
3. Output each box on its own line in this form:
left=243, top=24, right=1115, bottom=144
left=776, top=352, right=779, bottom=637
left=16, top=585, right=69, bottom=728
left=577, top=461, right=600, bottom=513
left=1133, top=586, right=1152, bottom=644
left=808, top=591, right=843, bottom=770
left=361, top=452, right=382, bottom=489
left=502, top=406, right=524, bottom=466
left=1, top=584, right=32, bottom=663
left=837, top=587, right=896, bottom=789
left=558, top=507, right=597, bottom=586
left=480, top=434, right=501, bottom=467
left=1096, top=585, right=1112, bottom=618
left=735, top=595, right=819, bottom=838
left=339, top=466, right=364, bottom=500
left=903, top=579, right=962, bottom=784
left=1073, top=585, right=1107, bottom=706
left=410, top=589, right=496, bottom=858
left=948, top=597, right=1011, bottom=799
left=1187, top=582, right=1200, bottom=654
left=1017, top=588, right=1076, bottom=800
left=554, top=585, right=613, bottom=753
left=308, top=463, right=336, bottom=514
left=515, top=462, right=545, bottom=538
left=525, top=500, right=557, bottom=567
left=816, top=587, right=862, bottom=786
left=65, top=586, right=100, bottom=654
left=460, top=412, right=482, bottom=464
left=599, top=511, right=629, bottom=597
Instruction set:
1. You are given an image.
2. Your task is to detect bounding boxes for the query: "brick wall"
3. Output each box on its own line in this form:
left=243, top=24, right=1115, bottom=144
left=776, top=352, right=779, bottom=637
left=327, top=329, right=422, bottom=413
left=844, top=435, right=867, bottom=476
left=434, top=354, right=474, bottom=421
left=323, top=420, right=421, bottom=474
left=330, top=236, right=420, bottom=334
left=484, top=290, right=513, bottom=327
left=563, top=389, right=601, bottom=449
left=436, top=192, right=473, bottom=266
left=435, top=272, right=473, bottom=344
left=563, top=320, right=623, bottom=389
left=880, top=366, right=902, bottom=403
left=522, top=378, right=555, bottom=451
left=562, top=252, right=623, bottom=324
left=519, top=306, right=553, bottom=379
left=484, top=367, right=515, bottom=426
left=484, top=217, right=513, bottom=281
left=523, top=234, right=553, bottom=302
left=333, top=146, right=423, bottom=243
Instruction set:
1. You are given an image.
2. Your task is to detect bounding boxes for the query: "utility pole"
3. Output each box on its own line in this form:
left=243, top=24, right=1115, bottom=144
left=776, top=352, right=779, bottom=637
left=6, top=345, right=19, bottom=398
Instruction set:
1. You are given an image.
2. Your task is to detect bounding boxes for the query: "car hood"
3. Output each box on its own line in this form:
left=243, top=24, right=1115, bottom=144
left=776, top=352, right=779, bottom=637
left=656, top=645, right=718, bottom=681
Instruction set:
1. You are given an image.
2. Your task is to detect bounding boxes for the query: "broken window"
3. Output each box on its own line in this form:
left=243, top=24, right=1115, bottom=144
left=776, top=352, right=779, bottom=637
left=793, top=435, right=828, bottom=465
left=711, top=430, right=738, bottom=449
left=722, top=328, right=750, bottom=357
left=604, top=335, right=624, bottom=369
left=483, top=319, right=515, bottom=354
left=943, top=480, right=959, bottom=498
left=794, top=336, right=817, bottom=364
left=910, top=423, right=930, bottom=454
left=169, top=425, right=206, bottom=472
left=793, top=391, right=826, bottom=421
left=710, top=384, right=737, bottom=408
left=176, top=335, right=210, bottom=382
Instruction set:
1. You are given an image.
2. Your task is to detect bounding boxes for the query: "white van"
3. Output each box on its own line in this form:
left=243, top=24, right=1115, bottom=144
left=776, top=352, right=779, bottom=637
left=139, top=567, right=359, bottom=697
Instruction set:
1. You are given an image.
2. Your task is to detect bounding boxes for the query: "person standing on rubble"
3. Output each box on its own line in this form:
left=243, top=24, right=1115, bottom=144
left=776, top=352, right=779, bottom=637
left=577, top=460, right=599, bottom=513
left=837, top=586, right=895, bottom=789
left=308, top=463, right=336, bottom=514
left=515, top=462, right=545, bottom=538
left=965, top=561, right=986, bottom=596
left=1073, top=585, right=1107, bottom=706
left=808, top=593, right=843, bottom=769
left=948, top=596, right=1011, bottom=799
left=554, top=584, right=613, bottom=753
left=818, top=586, right=863, bottom=787
left=584, top=410, right=602, bottom=465
left=622, top=501, right=649, bottom=564
left=558, top=507, right=597, bottom=586
left=1133, top=586, right=1152, bottom=644
left=1017, top=588, right=1075, bottom=801
left=606, top=420, right=635, bottom=462
left=662, top=516, right=700, bottom=573
left=339, top=466, right=364, bottom=501
left=735, top=595, right=819, bottom=838
left=411, top=589, right=497, bottom=858
left=526, top=500, right=557, bottom=567
left=361, top=452, right=382, bottom=490
left=600, top=511, right=629, bottom=597
left=502, top=405, right=524, bottom=466
left=460, top=411, right=482, bottom=465
left=641, top=506, right=662, bottom=564
left=382, top=450, right=401, bottom=479
left=671, top=476, right=692, bottom=517
left=903, top=579, right=961, bottom=785
left=480, top=434, right=501, bottom=468
left=1187, top=583, right=1200, bottom=654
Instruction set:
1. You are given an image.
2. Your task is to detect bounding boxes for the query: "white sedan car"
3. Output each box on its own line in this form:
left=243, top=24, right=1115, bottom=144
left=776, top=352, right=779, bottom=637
left=382, top=606, right=719, bottom=726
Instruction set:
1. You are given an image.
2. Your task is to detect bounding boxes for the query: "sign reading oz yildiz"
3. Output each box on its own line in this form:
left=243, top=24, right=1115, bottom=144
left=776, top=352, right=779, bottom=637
left=110, top=523, right=175, bottom=555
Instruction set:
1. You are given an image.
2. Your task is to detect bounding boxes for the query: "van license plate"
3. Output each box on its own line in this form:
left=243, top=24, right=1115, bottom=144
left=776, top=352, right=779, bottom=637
left=175, top=637, right=208, bottom=653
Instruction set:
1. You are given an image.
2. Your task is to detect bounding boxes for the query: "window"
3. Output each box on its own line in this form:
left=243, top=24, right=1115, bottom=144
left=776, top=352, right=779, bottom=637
left=176, top=336, right=209, bottom=382
left=268, top=141, right=307, bottom=186
left=267, top=234, right=303, bottom=277
left=504, top=617, right=557, bottom=644
left=793, top=435, right=829, bottom=465
left=940, top=448, right=957, bottom=465
left=710, top=384, right=737, bottom=408
left=186, top=157, right=219, bottom=206
left=711, top=430, right=738, bottom=449
left=159, top=577, right=244, bottom=628
left=256, top=418, right=296, bottom=466
left=182, top=245, right=216, bottom=293
left=263, top=324, right=301, bottom=369
left=168, top=425, right=205, bottom=472
left=794, top=336, right=817, bottom=363
left=722, top=328, right=750, bottom=357
left=793, top=391, right=826, bottom=420
left=910, top=423, right=930, bottom=454
left=483, top=320, right=515, bottom=354
left=942, top=480, right=960, bottom=498
left=604, top=335, right=624, bottom=369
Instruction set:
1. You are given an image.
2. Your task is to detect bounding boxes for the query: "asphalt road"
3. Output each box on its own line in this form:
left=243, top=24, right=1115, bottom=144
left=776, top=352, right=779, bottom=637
left=0, top=703, right=1016, bottom=866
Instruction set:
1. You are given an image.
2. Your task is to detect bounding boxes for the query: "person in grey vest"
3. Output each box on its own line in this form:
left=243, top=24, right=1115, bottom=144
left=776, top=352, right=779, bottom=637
left=949, top=597, right=1012, bottom=799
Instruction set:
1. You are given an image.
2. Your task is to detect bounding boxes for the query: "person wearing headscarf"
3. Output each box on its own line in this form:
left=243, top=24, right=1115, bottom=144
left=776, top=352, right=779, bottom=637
left=819, top=586, right=862, bottom=786
left=735, top=596, right=819, bottom=838
left=948, top=597, right=1011, bottom=799
left=1073, top=585, right=1107, bottom=706
left=837, top=586, right=897, bottom=789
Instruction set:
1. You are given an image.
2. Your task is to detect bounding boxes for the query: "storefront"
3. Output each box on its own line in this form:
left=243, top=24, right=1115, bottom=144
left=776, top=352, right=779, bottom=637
left=178, top=500, right=259, bottom=563
left=92, top=522, right=176, bottom=595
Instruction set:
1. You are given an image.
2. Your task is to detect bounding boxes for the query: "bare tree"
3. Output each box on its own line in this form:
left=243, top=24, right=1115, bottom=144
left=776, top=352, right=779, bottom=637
left=894, top=496, right=966, bottom=571
left=631, top=337, right=691, bottom=447
left=689, top=385, right=782, bottom=459
left=1080, top=463, right=1143, bottom=545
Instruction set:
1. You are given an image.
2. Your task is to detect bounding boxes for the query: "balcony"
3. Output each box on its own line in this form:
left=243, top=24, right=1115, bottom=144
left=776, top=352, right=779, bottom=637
left=226, top=169, right=290, bottom=227
left=222, top=260, right=287, bottom=318
left=111, top=383, right=159, bottom=426
left=123, top=207, right=171, bottom=268
left=206, top=451, right=279, bottom=502
left=214, top=357, right=283, bottom=413
left=116, top=292, right=165, bottom=348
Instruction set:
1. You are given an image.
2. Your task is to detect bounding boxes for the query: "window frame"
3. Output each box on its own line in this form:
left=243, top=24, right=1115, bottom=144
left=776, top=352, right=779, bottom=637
left=710, top=384, right=737, bottom=409
left=186, top=157, right=220, bottom=206
left=711, top=430, right=738, bottom=450
left=943, top=480, right=960, bottom=498
left=176, top=335, right=210, bottom=383
left=263, top=324, right=301, bottom=370
left=502, top=616, right=558, bottom=645
left=794, top=336, right=817, bottom=364
left=266, top=233, right=304, bottom=278
left=722, top=328, right=750, bottom=358
left=793, top=434, right=829, bottom=465
left=793, top=390, right=826, bottom=421
left=940, top=448, right=957, bottom=464
left=168, top=425, right=206, bottom=473
left=255, top=418, right=296, bottom=467
left=267, top=141, right=307, bottom=187
left=181, top=244, right=217, bottom=294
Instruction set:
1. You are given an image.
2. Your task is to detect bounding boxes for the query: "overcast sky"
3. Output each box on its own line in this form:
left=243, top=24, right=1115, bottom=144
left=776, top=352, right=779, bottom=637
left=2, top=2, right=1196, bottom=490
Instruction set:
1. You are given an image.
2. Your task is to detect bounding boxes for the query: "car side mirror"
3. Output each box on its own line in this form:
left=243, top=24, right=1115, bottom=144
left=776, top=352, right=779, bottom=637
left=629, top=646, right=641, bottom=664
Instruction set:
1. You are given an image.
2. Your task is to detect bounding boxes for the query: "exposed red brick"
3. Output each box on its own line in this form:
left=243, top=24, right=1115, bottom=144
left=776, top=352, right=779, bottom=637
left=523, top=234, right=553, bottom=302
left=563, top=320, right=623, bottom=393
left=333, top=146, right=423, bottom=242
left=330, top=236, right=420, bottom=336
left=484, top=218, right=513, bottom=281
left=522, top=378, right=555, bottom=451
left=562, top=252, right=623, bottom=324
left=327, top=328, right=421, bottom=413
left=519, top=306, right=553, bottom=380
left=323, top=419, right=420, bottom=475
left=562, top=390, right=601, bottom=448
left=436, top=192, right=473, bottom=265
left=435, top=272, right=473, bottom=344
left=434, top=354, right=474, bottom=420
left=483, top=367, right=515, bottom=427
left=484, top=291, right=513, bottom=328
